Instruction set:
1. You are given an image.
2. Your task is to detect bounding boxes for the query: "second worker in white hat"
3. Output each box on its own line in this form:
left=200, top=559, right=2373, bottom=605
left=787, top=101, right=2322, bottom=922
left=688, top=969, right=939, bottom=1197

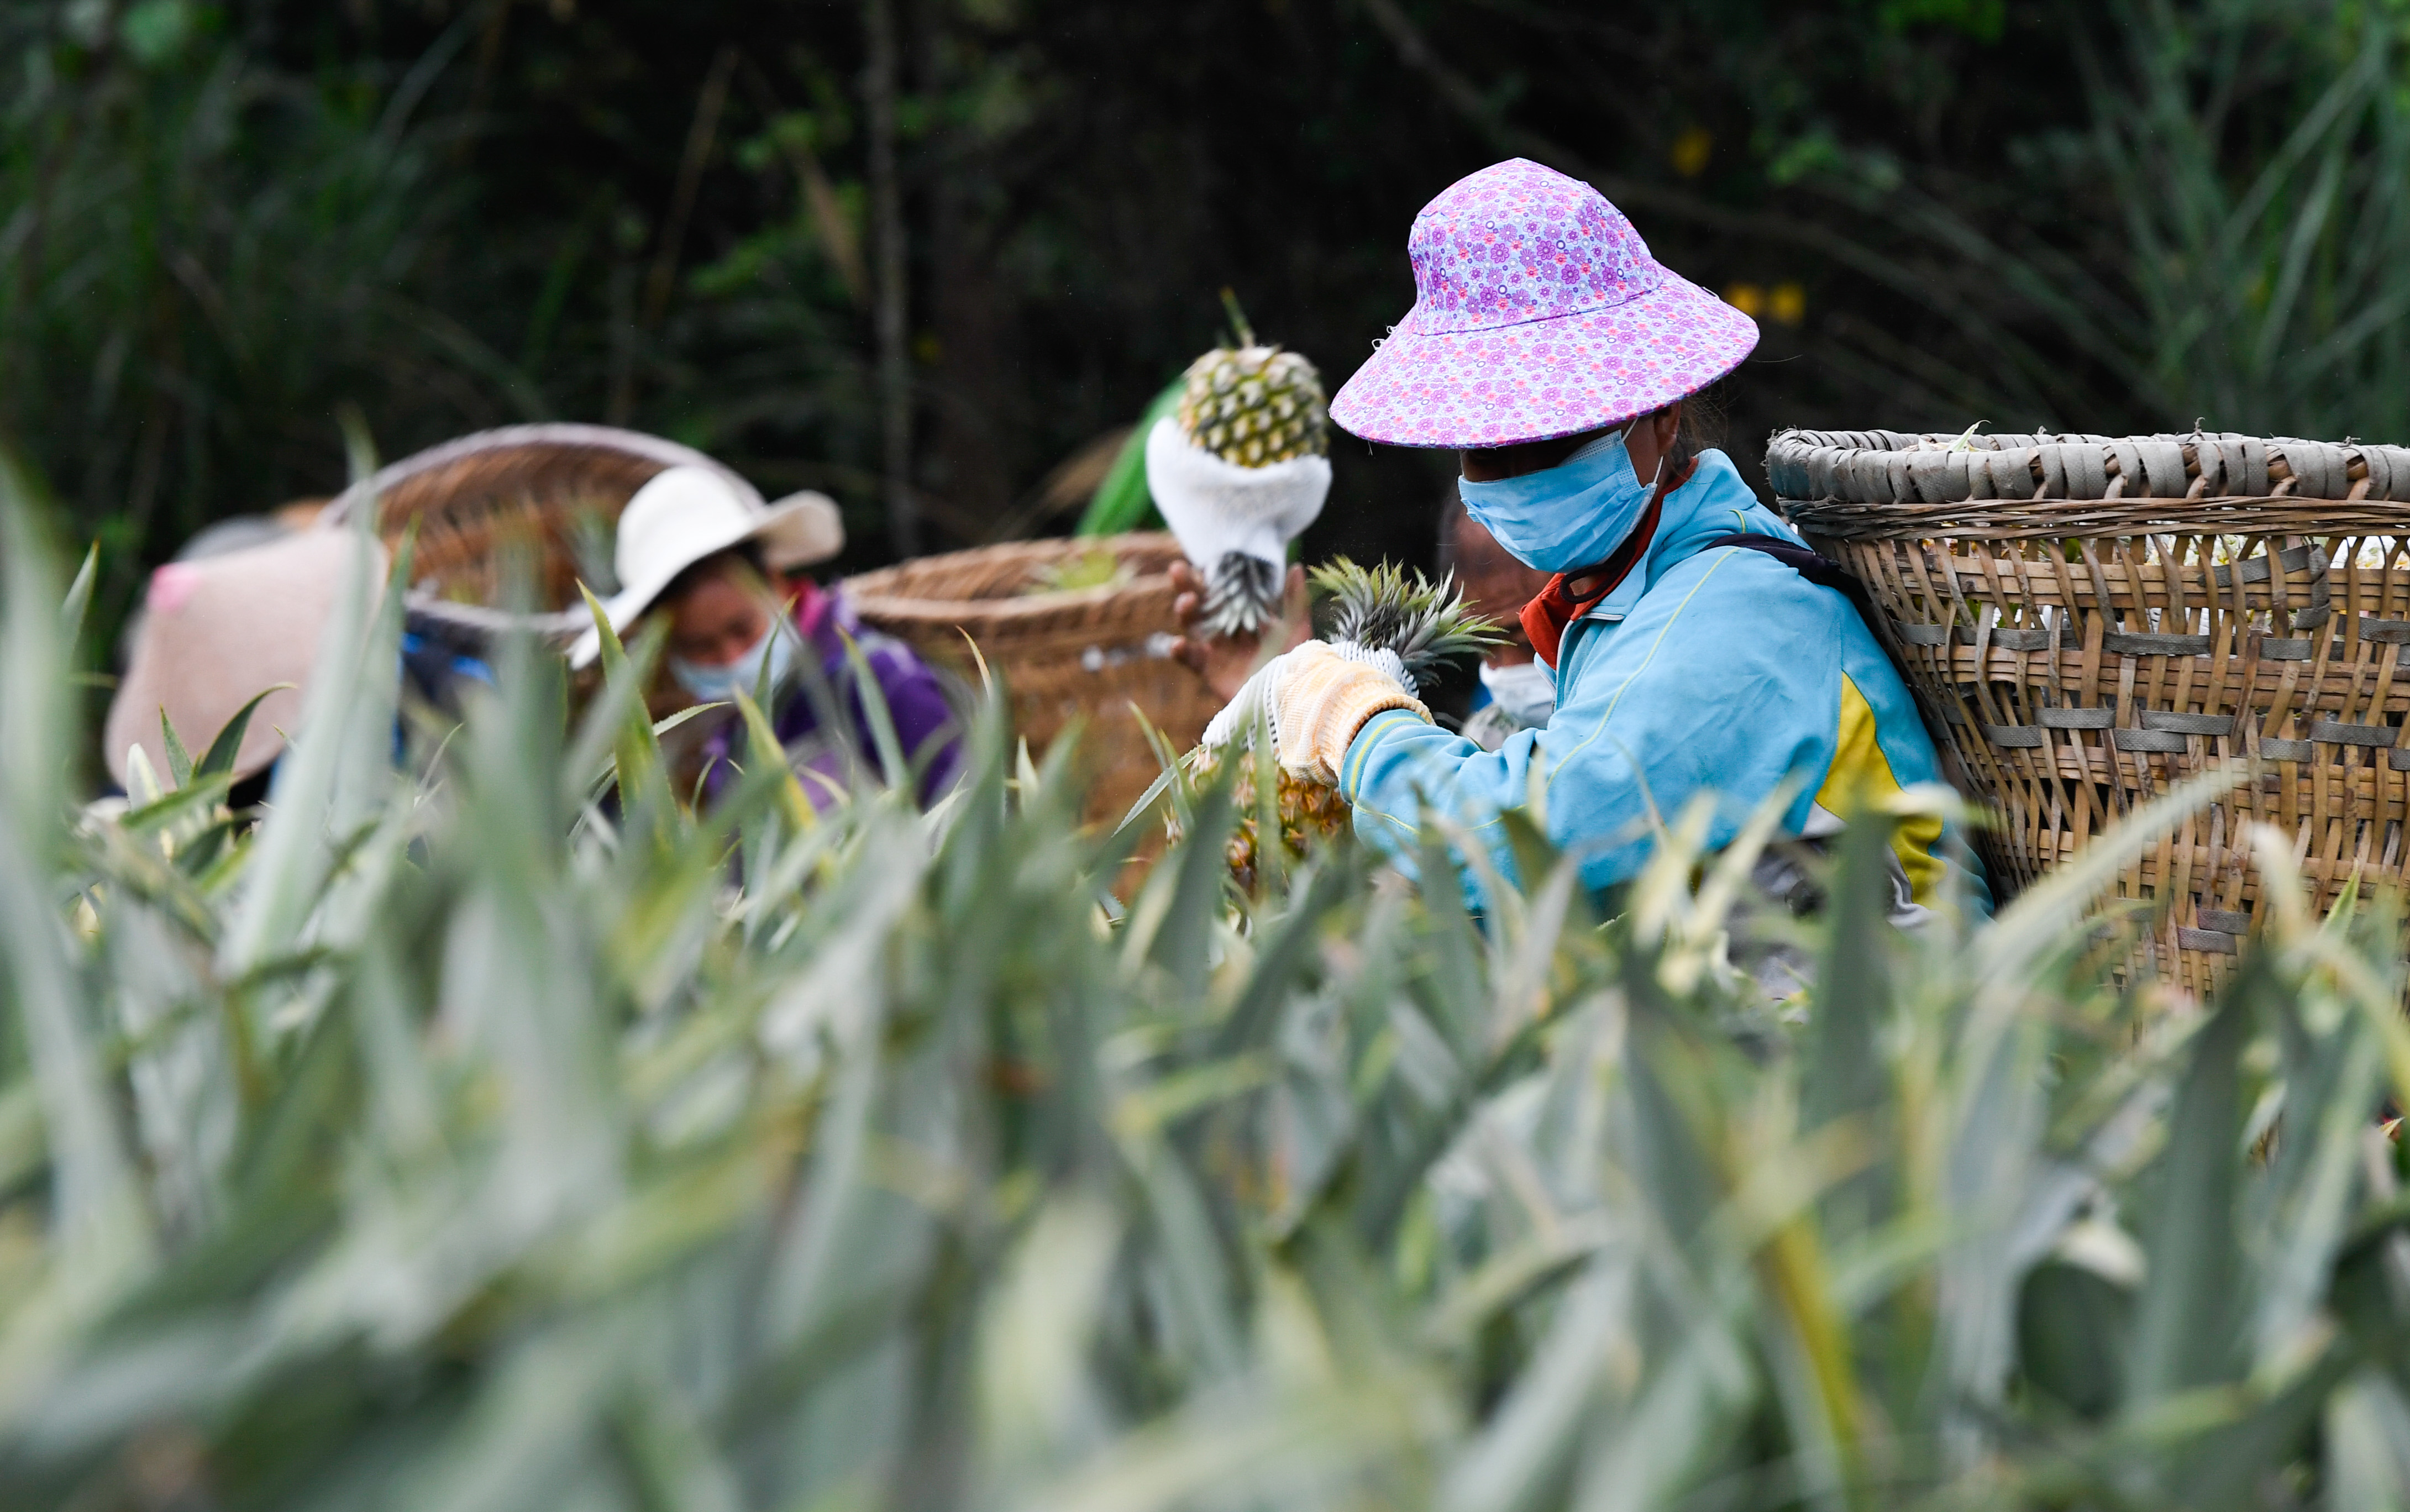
left=576, top=465, right=961, bottom=807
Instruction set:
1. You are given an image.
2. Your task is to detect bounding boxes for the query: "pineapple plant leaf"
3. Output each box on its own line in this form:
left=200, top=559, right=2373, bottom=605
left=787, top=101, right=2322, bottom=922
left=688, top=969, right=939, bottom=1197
left=1310, top=556, right=1508, bottom=696
left=6, top=455, right=2410, bottom=1511
left=1024, top=543, right=1133, bottom=596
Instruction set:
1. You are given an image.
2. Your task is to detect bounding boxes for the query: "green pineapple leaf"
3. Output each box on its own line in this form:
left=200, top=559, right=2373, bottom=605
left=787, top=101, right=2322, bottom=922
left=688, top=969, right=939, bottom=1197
left=1219, top=286, right=1257, bottom=349
left=1311, top=556, right=1509, bottom=688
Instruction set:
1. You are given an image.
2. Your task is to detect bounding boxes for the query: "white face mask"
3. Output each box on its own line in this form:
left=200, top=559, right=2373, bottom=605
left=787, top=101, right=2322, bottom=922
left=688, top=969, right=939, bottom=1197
left=1479, top=659, right=1557, bottom=728
left=669, top=621, right=797, bottom=702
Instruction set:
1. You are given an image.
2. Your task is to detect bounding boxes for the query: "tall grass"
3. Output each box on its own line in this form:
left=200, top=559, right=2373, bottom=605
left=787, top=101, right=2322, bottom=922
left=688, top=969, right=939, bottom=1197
left=3, top=483, right=2410, bottom=1506
left=2086, top=0, right=2410, bottom=438
left=1805, top=0, right=2410, bottom=440
left=0, top=3, right=524, bottom=616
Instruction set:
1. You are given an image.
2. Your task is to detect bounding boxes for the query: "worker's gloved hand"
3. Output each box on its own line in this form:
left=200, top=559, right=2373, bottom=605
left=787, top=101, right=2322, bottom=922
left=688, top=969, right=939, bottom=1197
left=1200, top=641, right=1430, bottom=786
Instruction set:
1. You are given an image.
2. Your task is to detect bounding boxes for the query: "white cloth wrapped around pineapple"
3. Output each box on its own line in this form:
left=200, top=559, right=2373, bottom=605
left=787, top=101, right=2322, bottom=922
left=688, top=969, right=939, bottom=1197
left=1147, top=318, right=1334, bottom=636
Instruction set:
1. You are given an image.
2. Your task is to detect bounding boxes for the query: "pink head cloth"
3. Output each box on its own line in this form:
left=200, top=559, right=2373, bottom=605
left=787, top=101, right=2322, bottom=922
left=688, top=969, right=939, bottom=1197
left=1329, top=159, right=1760, bottom=449
left=147, top=562, right=203, bottom=615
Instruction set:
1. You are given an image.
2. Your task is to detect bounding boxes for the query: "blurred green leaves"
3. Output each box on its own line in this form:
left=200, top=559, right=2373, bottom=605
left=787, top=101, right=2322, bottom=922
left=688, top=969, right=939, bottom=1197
left=0, top=478, right=2402, bottom=1507
left=0, top=2, right=524, bottom=636
left=117, top=1, right=203, bottom=68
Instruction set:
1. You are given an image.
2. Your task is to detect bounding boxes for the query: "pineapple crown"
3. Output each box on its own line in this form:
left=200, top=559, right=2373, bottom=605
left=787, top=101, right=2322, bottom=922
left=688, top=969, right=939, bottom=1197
left=1175, top=291, right=1330, bottom=469
left=1311, top=558, right=1507, bottom=689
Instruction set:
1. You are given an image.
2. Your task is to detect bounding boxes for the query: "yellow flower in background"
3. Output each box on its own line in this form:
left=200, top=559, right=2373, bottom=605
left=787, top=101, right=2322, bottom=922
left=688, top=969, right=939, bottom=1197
left=1770, top=281, right=1807, bottom=325
left=1723, top=282, right=1765, bottom=317
left=1671, top=126, right=1714, bottom=178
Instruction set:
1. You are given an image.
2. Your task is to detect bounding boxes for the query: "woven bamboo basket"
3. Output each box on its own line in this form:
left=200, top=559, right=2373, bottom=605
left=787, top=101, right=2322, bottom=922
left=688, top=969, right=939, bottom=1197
left=1769, top=428, right=2410, bottom=993
left=845, top=534, right=1216, bottom=827
left=321, top=423, right=759, bottom=637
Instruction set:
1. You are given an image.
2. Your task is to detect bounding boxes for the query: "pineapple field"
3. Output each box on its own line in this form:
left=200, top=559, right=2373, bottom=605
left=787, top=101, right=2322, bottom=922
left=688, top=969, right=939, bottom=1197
left=9, top=471, right=2410, bottom=1511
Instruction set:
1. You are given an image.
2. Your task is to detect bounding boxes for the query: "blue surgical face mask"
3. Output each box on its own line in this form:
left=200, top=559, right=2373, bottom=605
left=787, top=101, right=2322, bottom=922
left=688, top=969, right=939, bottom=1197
left=670, top=620, right=797, bottom=702
left=1457, top=424, right=1662, bottom=574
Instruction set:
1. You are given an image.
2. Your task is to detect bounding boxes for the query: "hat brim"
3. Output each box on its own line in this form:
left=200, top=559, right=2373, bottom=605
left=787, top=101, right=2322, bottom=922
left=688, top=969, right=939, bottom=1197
left=568, top=494, right=844, bottom=668
left=1329, top=271, right=1760, bottom=449
left=758, top=491, right=846, bottom=570
left=104, top=528, right=388, bottom=788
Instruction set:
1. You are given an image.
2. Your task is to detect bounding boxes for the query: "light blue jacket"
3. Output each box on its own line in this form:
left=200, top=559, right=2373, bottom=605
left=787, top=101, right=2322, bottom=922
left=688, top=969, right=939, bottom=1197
left=1338, top=449, right=1978, bottom=909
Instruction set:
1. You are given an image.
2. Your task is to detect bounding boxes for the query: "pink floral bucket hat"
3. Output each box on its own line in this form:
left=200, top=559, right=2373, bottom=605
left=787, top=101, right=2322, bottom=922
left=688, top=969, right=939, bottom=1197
left=1330, top=159, right=1759, bottom=448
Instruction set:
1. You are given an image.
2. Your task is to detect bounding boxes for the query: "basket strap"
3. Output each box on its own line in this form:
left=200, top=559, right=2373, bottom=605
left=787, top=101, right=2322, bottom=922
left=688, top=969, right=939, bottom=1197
left=1697, top=531, right=1951, bottom=761
left=1696, top=532, right=1894, bottom=659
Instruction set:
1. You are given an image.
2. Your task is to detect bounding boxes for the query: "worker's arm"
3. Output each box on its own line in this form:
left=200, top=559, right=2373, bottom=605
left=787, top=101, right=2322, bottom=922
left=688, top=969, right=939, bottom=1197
left=1338, top=550, right=1841, bottom=897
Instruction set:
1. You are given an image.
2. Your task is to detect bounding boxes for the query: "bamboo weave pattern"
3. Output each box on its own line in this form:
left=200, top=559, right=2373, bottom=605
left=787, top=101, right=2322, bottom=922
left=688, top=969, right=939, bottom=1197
left=847, top=535, right=1218, bottom=832
left=323, top=423, right=749, bottom=629
left=1770, top=428, right=2410, bottom=994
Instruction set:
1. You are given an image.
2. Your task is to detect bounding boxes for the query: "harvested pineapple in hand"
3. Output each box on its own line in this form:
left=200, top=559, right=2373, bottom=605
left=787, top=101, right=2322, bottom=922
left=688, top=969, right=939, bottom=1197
left=1182, top=559, right=1504, bottom=888
left=1147, top=294, right=1333, bottom=639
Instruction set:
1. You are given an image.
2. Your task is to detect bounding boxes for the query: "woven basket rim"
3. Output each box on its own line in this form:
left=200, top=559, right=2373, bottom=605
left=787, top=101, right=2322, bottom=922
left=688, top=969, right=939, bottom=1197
left=846, top=533, right=1183, bottom=587
left=847, top=534, right=1186, bottom=648
left=322, top=423, right=759, bottom=527
left=1770, top=429, right=2410, bottom=533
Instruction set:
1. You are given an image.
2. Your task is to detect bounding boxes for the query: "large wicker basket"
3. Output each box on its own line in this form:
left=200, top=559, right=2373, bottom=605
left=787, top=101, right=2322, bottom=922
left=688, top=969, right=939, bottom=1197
left=845, top=534, right=1216, bottom=827
left=1769, top=429, right=2410, bottom=994
left=321, top=423, right=758, bottom=636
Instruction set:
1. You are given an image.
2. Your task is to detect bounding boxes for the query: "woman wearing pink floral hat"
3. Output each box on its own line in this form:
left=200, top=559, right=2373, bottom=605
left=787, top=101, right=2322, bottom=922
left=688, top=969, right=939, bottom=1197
left=1207, top=158, right=1978, bottom=915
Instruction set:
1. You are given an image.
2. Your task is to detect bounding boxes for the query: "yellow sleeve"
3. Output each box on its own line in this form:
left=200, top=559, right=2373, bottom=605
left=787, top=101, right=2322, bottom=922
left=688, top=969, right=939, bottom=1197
left=1814, top=673, right=1947, bottom=904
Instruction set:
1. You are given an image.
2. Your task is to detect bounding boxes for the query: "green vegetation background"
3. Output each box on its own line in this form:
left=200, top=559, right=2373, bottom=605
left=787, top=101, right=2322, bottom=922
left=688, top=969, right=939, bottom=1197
left=6, top=0, right=2408, bottom=639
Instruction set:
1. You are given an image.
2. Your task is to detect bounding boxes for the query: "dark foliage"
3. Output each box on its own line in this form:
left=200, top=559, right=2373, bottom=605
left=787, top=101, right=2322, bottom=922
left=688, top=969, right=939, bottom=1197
left=4, top=1, right=2396, bottom=637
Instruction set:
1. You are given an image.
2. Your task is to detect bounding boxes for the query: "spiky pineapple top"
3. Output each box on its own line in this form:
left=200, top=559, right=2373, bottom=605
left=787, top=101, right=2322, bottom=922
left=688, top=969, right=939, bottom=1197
left=1175, top=296, right=1328, bottom=469
left=1311, top=558, right=1507, bottom=696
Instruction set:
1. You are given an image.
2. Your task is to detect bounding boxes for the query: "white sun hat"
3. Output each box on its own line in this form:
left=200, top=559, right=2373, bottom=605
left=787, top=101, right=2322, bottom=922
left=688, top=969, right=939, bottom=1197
left=760, top=492, right=854, bottom=572
left=569, top=466, right=843, bottom=668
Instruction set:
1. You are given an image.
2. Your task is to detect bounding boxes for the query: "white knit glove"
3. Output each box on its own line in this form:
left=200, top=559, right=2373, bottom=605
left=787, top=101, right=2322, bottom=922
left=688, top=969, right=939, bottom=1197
left=1199, top=641, right=1428, bottom=785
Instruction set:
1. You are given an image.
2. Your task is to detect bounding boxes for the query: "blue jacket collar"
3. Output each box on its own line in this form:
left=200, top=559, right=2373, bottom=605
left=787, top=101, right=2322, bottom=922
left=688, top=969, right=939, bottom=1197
left=1583, top=449, right=1797, bottom=623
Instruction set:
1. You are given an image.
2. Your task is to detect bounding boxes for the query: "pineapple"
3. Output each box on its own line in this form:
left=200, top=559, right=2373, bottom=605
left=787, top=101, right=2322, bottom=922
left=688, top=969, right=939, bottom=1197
left=1184, top=558, right=1505, bottom=888
left=1175, top=337, right=1329, bottom=474
left=1166, top=292, right=1331, bottom=638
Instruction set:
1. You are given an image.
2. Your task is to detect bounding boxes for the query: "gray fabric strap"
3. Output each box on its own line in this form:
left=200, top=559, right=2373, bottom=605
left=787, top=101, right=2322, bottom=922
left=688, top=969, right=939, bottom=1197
left=2111, top=728, right=2189, bottom=752
left=1984, top=725, right=2046, bottom=748
left=2137, top=439, right=2188, bottom=496
left=2259, top=738, right=2316, bottom=760
left=2103, top=632, right=2211, bottom=656
left=2175, top=927, right=2239, bottom=954
left=2309, top=720, right=2396, bottom=746
left=2142, top=710, right=2239, bottom=735
left=2039, top=706, right=2114, bottom=728
left=2214, top=544, right=2320, bottom=585
left=2198, top=909, right=2251, bottom=933
left=1990, top=626, right=2056, bottom=651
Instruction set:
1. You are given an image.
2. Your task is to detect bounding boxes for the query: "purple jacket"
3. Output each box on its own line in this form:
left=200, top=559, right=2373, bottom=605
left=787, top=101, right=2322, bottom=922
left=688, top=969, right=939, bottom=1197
left=700, top=584, right=962, bottom=806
